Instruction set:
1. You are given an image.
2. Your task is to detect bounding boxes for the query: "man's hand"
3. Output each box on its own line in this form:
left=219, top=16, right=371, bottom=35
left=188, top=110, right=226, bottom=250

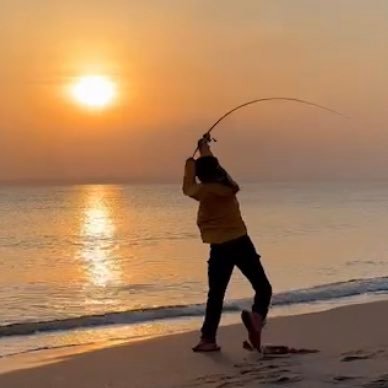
left=197, top=134, right=213, bottom=157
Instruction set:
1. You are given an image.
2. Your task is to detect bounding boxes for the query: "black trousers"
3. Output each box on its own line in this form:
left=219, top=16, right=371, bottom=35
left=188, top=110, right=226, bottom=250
left=201, top=235, right=272, bottom=342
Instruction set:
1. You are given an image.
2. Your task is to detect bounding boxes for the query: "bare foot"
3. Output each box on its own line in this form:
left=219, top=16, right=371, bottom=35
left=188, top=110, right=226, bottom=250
left=241, top=310, right=264, bottom=351
left=192, top=339, right=221, bottom=353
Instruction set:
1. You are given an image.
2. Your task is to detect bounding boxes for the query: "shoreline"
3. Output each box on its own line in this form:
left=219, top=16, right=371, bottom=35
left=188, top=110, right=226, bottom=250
left=1, top=299, right=388, bottom=387
left=1, top=292, right=387, bottom=361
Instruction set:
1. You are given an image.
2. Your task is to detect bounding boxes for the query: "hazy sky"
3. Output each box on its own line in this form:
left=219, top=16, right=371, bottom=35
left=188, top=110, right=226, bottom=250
left=1, top=0, right=388, bottom=183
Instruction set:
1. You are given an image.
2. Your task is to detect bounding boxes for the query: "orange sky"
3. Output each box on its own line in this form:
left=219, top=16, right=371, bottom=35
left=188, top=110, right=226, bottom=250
left=1, top=0, right=388, bottom=183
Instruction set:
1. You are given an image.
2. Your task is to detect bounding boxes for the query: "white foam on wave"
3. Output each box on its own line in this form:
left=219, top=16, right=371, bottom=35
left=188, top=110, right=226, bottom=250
left=0, top=276, right=387, bottom=338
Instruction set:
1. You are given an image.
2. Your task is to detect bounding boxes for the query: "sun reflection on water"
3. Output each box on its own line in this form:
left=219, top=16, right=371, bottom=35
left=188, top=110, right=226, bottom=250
left=80, top=187, right=121, bottom=287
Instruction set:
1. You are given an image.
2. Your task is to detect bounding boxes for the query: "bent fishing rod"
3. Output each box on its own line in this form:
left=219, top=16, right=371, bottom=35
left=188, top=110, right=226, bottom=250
left=192, top=97, right=346, bottom=157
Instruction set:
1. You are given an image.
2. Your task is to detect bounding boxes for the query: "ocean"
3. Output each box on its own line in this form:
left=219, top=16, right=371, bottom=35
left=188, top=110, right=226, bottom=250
left=1, top=182, right=388, bottom=357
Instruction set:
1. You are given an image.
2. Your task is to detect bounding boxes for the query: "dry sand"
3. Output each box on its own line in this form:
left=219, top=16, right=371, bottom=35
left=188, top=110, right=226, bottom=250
left=1, top=300, right=388, bottom=388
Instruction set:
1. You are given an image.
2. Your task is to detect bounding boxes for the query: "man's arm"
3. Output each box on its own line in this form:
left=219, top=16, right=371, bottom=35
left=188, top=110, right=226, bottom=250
left=198, top=136, right=240, bottom=194
left=220, top=166, right=240, bottom=194
left=182, top=158, right=201, bottom=200
left=222, top=168, right=240, bottom=193
left=198, top=138, right=214, bottom=157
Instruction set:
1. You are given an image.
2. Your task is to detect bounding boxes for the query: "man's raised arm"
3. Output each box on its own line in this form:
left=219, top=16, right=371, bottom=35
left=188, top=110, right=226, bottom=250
left=198, top=138, right=214, bottom=157
left=182, top=158, right=201, bottom=200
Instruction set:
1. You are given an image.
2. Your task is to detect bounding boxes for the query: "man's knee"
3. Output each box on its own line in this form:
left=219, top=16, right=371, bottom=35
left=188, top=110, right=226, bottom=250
left=208, top=286, right=226, bottom=303
left=253, top=279, right=272, bottom=299
left=265, top=281, right=272, bottom=300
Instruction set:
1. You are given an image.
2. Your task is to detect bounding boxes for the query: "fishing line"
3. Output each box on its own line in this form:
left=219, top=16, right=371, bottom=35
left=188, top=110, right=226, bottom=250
left=193, top=97, right=346, bottom=157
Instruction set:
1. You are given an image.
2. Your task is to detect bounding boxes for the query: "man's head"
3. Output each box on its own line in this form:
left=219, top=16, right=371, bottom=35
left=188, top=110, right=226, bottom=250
left=195, top=156, right=225, bottom=183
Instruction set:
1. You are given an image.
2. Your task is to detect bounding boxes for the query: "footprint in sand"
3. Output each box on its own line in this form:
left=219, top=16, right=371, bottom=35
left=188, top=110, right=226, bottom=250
left=332, top=375, right=360, bottom=383
left=341, top=348, right=385, bottom=362
left=186, top=347, right=318, bottom=387
left=188, top=362, right=294, bottom=387
left=362, top=374, right=388, bottom=388
left=260, top=373, right=303, bottom=385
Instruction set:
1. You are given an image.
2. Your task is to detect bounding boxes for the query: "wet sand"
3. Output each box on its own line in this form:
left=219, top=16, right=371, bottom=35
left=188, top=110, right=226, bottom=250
left=1, top=300, right=388, bottom=387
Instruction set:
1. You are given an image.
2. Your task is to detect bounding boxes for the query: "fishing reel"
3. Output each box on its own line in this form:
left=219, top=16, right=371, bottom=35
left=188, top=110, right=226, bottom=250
left=200, top=133, right=217, bottom=145
left=193, top=133, right=217, bottom=157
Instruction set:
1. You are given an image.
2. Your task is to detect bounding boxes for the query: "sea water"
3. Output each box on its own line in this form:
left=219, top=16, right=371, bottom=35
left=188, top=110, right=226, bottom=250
left=1, top=182, right=388, bottom=357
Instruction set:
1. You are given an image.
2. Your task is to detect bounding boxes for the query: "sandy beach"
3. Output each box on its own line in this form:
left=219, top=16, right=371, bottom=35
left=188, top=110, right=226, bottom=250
left=0, top=300, right=387, bottom=388
left=2, top=0, right=388, bottom=386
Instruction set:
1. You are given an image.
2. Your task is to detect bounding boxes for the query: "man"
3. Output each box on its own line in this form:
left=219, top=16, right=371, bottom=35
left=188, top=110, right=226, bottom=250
left=183, top=136, right=272, bottom=352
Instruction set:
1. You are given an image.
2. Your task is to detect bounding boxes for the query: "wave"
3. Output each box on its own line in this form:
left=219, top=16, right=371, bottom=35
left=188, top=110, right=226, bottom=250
left=1, top=275, right=388, bottom=338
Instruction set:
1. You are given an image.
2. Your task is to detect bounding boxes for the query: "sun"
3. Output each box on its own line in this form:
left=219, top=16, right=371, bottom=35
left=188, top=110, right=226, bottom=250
left=70, top=75, right=117, bottom=109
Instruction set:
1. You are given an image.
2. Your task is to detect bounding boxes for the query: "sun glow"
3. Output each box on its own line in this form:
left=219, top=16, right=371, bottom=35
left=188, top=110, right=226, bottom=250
left=70, top=75, right=117, bottom=109
left=80, top=187, right=121, bottom=287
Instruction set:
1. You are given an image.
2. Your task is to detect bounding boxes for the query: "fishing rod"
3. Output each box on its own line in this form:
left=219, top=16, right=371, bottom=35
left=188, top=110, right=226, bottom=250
left=192, top=97, right=346, bottom=157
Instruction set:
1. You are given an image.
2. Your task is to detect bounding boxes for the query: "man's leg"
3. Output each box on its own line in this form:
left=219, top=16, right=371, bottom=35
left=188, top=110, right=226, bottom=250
left=235, top=236, right=271, bottom=350
left=200, top=248, right=234, bottom=343
left=235, top=237, right=272, bottom=318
